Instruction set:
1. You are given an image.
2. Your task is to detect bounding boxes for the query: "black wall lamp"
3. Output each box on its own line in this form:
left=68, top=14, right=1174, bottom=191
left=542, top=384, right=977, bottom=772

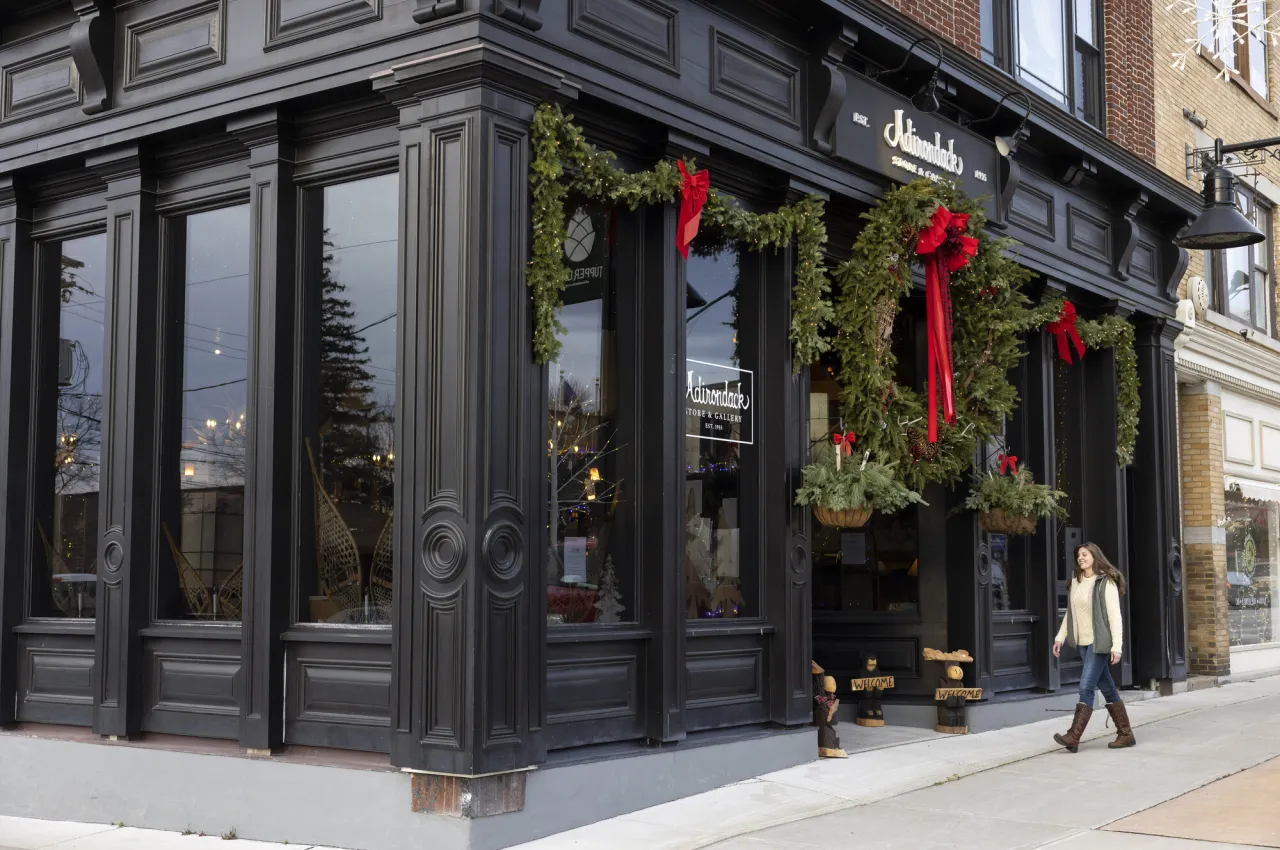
left=1180, top=137, right=1270, bottom=249
left=964, top=91, right=1032, bottom=157
left=869, top=36, right=944, bottom=114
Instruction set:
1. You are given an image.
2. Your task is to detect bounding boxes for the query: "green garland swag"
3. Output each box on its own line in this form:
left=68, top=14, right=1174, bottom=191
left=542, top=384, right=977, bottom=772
left=833, top=179, right=1048, bottom=490
left=1074, top=312, right=1140, bottom=466
left=528, top=104, right=832, bottom=368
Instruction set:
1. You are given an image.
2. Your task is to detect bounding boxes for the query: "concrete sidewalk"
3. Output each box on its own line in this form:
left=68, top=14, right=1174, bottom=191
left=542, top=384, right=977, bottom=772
left=514, top=674, right=1280, bottom=849
left=5, top=674, right=1280, bottom=850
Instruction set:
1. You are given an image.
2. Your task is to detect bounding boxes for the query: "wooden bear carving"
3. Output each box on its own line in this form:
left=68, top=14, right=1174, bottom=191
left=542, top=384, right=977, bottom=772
left=924, top=648, right=982, bottom=735
left=849, top=653, right=895, bottom=727
left=811, top=661, right=847, bottom=758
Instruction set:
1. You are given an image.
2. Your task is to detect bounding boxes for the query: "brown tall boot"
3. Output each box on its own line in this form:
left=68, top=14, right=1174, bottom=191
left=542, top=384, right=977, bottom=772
left=1105, top=701, right=1136, bottom=748
left=1053, top=703, right=1093, bottom=753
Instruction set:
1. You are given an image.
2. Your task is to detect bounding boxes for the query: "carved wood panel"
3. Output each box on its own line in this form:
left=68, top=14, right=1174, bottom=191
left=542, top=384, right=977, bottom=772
left=124, top=1, right=226, bottom=89
left=2, top=49, right=82, bottom=122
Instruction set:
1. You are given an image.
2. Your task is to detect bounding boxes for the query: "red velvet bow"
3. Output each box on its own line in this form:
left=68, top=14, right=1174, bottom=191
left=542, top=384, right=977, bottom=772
left=832, top=431, right=856, bottom=455
left=916, top=206, right=978, bottom=443
left=1046, top=301, right=1085, bottom=364
left=677, top=161, right=710, bottom=260
left=999, top=453, right=1018, bottom=475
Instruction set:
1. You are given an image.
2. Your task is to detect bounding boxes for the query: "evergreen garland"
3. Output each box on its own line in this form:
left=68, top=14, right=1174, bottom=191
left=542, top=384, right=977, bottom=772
left=1075, top=313, right=1140, bottom=466
left=832, top=180, right=1048, bottom=489
left=528, top=104, right=831, bottom=367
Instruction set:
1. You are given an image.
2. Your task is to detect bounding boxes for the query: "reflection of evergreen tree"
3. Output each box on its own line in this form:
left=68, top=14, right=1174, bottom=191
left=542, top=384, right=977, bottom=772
left=318, top=231, right=391, bottom=506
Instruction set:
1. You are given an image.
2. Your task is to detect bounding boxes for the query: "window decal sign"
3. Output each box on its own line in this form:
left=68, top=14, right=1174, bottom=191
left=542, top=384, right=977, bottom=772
left=685, top=359, right=754, bottom=445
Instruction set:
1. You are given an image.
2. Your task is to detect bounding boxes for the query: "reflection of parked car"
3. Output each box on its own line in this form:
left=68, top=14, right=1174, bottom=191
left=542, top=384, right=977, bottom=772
left=1228, top=571, right=1271, bottom=609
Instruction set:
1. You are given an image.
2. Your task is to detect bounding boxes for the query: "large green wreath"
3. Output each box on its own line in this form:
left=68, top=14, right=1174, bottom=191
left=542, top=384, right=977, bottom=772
left=529, top=104, right=832, bottom=368
left=833, top=179, right=1139, bottom=489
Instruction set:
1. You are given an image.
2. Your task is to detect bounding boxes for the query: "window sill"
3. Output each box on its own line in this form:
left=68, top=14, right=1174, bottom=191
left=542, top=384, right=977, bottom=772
left=1196, top=47, right=1277, bottom=119
left=1205, top=308, right=1280, bottom=352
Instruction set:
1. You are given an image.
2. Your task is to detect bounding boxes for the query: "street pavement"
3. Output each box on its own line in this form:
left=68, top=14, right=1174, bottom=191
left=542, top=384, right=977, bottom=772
left=5, top=674, right=1280, bottom=850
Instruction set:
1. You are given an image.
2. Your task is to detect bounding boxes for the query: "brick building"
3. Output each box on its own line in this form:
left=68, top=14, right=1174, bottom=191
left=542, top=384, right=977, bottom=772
left=1154, top=1, right=1280, bottom=679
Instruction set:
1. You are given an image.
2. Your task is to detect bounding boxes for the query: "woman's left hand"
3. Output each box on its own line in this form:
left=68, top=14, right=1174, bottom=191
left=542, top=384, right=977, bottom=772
left=1110, top=651, right=1121, bottom=665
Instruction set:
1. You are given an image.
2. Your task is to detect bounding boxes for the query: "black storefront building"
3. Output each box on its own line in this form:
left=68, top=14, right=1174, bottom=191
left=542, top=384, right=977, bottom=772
left=0, top=1, right=1194, bottom=848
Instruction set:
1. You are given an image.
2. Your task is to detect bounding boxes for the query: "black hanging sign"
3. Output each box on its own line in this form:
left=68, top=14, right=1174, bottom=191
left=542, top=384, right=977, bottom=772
left=834, top=72, right=997, bottom=204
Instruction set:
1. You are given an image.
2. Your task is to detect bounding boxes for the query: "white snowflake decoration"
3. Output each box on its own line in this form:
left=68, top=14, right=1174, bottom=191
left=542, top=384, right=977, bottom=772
left=1167, top=0, right=1278, bottom=77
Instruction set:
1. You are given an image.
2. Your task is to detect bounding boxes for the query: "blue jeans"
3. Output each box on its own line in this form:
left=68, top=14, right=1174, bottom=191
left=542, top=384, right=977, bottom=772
left=1077, top=643, right=1121, bottom=706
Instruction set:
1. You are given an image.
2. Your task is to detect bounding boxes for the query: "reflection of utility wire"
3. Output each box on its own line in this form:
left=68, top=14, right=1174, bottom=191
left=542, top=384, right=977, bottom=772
left=187, top=272, right=249, bottom=288
left=348, top=312, right=396, bottom=337
left=329, top=238, right=397, bottom=253
left=686, top=289, right=734, bottom=324
left=184, top=377, right=248, bottom=393
left=186, top=319, right=248, bottom=339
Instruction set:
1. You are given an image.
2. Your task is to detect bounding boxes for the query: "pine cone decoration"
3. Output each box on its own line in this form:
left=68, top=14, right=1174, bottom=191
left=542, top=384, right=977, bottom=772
left=908, top=428, right=940, bottom=463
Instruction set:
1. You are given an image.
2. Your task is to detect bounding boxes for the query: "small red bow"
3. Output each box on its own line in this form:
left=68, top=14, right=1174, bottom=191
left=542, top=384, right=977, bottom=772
left=1046, top=301, right=1086, bottom=364
left=916, top=206, right=979, bottom=443
left=676, top=161, right=710, bottom=260
left=999, top=453, right=1018, bottom=475
left=832, top=431, right=855, bottom=455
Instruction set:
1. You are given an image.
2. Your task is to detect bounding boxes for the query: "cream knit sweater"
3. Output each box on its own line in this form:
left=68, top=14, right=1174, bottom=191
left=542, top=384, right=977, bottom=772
left=1054, top=573, right=1123, bottom=656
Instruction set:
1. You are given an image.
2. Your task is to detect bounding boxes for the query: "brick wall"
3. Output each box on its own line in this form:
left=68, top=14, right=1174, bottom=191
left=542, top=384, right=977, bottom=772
left=1104, top=0, right=1156, bottom=162
left=881, top=0, right=981, bottom=58
left=876, top=0, right=1155, bottom=161
left=1178, top=386, right=1231, bottom=676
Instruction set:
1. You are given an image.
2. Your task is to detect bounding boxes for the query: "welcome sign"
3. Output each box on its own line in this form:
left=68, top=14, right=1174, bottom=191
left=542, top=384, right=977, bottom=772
left=685, top=359, right=754, bottom=445
left=834, top=71, right=997, bottom=204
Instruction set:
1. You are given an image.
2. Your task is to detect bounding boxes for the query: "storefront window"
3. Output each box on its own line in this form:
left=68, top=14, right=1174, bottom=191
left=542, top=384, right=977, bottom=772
left=38, top=234, right=108, bottom=619
left=1016, top=0, right=1067, bottom=100
left=547, top=205, right=633, bottom=625
left=810, top=514, right=920, bottom=614
left=301, top=174, right=398, bottom=625
left=685, top=244, right=756, bottom=619
left=1226, top=487, right=1279, bottom=647
left=163, top=205, right=250, bottom=621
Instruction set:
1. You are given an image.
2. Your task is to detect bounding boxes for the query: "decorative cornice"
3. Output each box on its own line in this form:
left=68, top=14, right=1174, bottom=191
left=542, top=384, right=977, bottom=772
left=1176, top=357, right=1280, bottom=406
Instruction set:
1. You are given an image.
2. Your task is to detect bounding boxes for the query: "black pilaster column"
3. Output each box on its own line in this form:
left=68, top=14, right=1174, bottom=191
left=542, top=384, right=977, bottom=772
left=640, top=199, right=687, bottom=745
left=1131, top=316, right=1186, bottom=687
left=765, top=209, right=813, bottom=727
left=1081, top=305, right=1131, bottom=686
left=0, top=176, right=34, bottom=726
left=374, top=45, right=564, bottom=786
left=86, top=145, right=160, bottom=737
left=228, top=110, right=297, bottom=752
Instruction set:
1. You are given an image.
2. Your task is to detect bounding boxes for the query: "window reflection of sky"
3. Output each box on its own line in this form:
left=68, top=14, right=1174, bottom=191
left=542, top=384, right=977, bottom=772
left=551, top=301, right=603, bottom=406
left=686, top=248, right=740, bottom=380
left=325, top=174, right=399, bottom=413
left=182, top=205, right=250, bottom=488
left=57, top=234, right=108, bottom=496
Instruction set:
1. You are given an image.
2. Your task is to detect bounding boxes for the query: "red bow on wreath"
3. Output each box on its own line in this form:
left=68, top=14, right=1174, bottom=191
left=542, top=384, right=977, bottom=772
left=1046, top=300, right=1086, bottom=364
left=916, top=206, right=978, bottom=443
left=677, top=161, right=710, bottom=260
left=999, top=453, right=1018, bottom=475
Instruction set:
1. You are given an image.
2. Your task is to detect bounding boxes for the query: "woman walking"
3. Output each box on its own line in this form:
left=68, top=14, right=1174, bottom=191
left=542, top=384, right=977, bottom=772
left=1052, top=543, right=1135, bottom=752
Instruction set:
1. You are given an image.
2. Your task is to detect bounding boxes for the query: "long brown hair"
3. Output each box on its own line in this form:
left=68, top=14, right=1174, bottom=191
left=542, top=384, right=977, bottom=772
left=1074, top=542, right=1126, bottom=595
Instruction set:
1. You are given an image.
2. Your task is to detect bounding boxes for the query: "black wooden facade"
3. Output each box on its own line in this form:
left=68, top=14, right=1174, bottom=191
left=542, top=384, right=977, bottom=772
left=0, top=0, right=1191, bottom=791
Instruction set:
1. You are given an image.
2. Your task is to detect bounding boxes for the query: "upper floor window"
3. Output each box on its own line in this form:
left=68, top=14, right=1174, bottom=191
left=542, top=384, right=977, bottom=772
left=1207, top=185, right=1274, bottom=334
left=1199, top=0, right=1270, bottom=99
left=981, top=0, right=1103, bottom=127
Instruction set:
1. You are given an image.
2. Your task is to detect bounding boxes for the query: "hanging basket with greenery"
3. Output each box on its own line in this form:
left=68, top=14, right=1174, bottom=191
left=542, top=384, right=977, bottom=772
left=962, top=462, right=1067, bottom=536
left=795, top=441, right=926, bottom=529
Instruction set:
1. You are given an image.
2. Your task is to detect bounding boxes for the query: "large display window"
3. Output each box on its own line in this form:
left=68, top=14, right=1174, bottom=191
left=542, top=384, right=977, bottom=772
left=34, top=234, right=109, bottom=620
left=1225, top=487, right=1279, bottom=648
